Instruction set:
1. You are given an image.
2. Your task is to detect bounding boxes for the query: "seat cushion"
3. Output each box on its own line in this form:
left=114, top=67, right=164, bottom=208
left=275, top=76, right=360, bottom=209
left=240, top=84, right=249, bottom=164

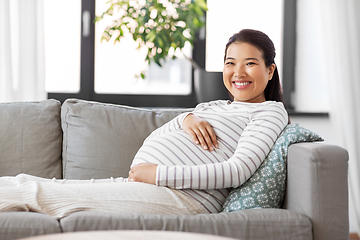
left=0, top=212, right=61, bottom=240
left=60, top=209, right=312, bottom=240
left=0, top=99, right=62, bottom=178
left=61, top=99, right=190, bottom=179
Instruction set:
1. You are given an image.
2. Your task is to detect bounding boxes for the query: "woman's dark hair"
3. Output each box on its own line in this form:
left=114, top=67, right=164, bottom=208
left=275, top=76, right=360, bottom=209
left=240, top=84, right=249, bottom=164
left=224, top=29, right=285, bottom=104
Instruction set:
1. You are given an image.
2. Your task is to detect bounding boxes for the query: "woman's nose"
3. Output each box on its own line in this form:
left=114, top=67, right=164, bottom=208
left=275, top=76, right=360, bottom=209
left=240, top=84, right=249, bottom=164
left=234, top=64, right=245, bottom=78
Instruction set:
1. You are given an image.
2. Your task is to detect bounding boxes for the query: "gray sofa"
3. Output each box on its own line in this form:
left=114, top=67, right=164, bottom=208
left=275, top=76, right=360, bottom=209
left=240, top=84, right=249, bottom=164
left=0, top=99, right=349, bottom=240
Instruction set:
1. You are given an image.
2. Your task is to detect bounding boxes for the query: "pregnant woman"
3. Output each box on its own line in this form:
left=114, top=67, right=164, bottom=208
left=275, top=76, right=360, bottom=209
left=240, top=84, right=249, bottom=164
left=0, top=29, right=288, bottom=218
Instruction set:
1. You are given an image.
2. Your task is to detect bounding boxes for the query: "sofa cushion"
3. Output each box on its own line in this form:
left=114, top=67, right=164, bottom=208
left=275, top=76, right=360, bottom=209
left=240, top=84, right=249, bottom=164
left=0, top=212, right=61, bottom=240
left=61, top=99, right=190, bottom=179
left=222, top=123, right=323, bottom=212
left=0, top=99, right=62, bottom=178
left=60, top=209, right=312, bottom=240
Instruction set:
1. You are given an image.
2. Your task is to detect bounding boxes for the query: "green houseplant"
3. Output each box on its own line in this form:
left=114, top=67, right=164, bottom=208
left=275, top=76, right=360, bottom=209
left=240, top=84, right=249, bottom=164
left=95, top=0, right=207, bottom=79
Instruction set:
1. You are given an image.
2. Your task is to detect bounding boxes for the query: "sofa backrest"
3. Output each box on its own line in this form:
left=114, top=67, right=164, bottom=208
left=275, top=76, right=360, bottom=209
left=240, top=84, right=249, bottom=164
left=0, top=99, right=62, bottom=178
left=61, top=99, right=190, bottom=179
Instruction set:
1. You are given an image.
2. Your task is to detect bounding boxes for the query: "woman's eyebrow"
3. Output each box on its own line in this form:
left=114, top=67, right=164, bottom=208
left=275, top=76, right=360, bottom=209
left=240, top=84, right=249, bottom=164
left=225, top=57, right=260, bottom=61
left=245, top=57, right=260, bottom=61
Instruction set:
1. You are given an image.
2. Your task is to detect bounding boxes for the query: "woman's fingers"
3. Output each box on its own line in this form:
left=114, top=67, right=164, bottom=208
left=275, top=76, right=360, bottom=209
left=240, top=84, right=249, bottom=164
left=190, top=122, right=218, bottom=151
left=192, top=127, right=209, bottom=150
left=205, top=124, right=219, bottom=149
left=128, top=163, right=157, bottom=184
left=183, top=114, right=218, bottom=151
left=197, top=124, right=218, bottom=151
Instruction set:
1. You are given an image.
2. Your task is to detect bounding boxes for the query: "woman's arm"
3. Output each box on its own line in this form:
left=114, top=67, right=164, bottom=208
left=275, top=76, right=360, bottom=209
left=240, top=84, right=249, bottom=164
left=157, top=102, right=288, bottom=190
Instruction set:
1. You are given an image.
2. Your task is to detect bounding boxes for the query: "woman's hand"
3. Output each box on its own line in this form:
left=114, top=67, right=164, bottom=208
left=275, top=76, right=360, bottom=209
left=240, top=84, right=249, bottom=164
left=128, top=162, right=157, bottom=185
left=182, top=113, right=218, bottom=151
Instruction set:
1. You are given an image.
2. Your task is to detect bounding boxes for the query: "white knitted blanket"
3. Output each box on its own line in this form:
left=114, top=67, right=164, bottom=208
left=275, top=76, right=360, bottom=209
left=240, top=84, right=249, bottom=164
left=0, top=174, right=208, bottom=219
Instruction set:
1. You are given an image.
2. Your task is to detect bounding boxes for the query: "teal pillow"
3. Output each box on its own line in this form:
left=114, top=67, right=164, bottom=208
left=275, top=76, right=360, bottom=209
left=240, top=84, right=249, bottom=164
left=222, top=123, right=323, bottom=212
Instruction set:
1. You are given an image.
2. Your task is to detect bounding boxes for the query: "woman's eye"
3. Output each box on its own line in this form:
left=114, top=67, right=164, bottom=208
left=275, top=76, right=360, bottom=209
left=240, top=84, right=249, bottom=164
left=246, top=62, right=255, bottom=66
left=225, top=61, right=234, bottom=65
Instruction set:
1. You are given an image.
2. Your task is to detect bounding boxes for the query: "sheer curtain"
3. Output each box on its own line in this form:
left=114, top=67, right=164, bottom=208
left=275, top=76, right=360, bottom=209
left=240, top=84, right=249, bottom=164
left=0, top=0, right=46, bottom=103
left=298, top=0, right=360, bottom=234
left=321, top=0, right=360, bottom=234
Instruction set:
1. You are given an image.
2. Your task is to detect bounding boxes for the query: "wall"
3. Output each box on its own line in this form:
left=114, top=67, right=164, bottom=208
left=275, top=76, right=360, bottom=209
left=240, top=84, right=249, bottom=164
left=290, top=116, right=339, bottom=146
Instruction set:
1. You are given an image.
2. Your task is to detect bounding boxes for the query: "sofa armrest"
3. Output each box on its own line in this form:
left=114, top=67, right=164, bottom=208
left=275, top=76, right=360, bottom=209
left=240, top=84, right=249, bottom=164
left=283, top=142, right=349, bottom=240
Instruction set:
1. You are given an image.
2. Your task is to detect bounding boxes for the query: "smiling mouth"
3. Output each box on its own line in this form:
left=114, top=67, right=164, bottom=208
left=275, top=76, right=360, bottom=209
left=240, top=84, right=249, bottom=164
left=233, top=81, right=251, bottom=86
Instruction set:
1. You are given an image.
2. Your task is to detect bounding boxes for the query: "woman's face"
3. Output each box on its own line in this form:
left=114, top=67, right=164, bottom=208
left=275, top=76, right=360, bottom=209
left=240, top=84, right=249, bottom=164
left=223, top=42, right=275, bottom=103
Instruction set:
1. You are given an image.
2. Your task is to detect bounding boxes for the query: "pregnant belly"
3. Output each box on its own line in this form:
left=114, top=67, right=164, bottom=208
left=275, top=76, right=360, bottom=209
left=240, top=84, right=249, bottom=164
left=132, top=131, right=232, bottom=167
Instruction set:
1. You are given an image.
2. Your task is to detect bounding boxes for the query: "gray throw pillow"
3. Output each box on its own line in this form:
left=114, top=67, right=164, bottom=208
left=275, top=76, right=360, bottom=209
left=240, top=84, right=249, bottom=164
left=0, top=99, right=62, bottom=178
left=61, top=99, right=190, bottom=179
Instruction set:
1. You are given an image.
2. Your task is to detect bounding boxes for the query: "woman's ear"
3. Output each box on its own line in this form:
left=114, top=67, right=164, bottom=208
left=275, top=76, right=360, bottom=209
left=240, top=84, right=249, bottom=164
left=268, top=63, right=276, bottom=80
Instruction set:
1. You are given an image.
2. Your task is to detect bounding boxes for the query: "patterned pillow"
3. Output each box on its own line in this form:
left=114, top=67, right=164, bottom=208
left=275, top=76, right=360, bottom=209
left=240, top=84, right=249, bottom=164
left=222, top=123, right=323, bottom=212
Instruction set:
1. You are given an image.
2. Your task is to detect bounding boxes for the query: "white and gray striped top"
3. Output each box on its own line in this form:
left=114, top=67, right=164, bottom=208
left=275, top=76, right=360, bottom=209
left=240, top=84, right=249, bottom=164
left=132, top=100, right=288, bottom=213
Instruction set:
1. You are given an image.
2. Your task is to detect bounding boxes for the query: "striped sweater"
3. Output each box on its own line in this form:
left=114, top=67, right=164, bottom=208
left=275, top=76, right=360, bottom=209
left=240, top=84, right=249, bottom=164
left=132, top=100, right=288, bottom=213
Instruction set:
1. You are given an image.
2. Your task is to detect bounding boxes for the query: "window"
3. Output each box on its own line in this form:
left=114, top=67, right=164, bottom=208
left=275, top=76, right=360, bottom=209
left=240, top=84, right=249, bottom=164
left=45, top=0, right=196, bottom=107
left=46, top=0, right=297, bottom=109
left=43, top=0, right=81, bottom=93
left=94, top=0, right=192, bottom=96
left=293, top=0, right=330, bottom=113
left=205, top=0, right=283, bottom=75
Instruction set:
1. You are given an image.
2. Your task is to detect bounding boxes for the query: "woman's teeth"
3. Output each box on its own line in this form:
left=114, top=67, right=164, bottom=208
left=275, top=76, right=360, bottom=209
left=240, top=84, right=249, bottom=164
left=234, top=82, right=250, bottom=86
